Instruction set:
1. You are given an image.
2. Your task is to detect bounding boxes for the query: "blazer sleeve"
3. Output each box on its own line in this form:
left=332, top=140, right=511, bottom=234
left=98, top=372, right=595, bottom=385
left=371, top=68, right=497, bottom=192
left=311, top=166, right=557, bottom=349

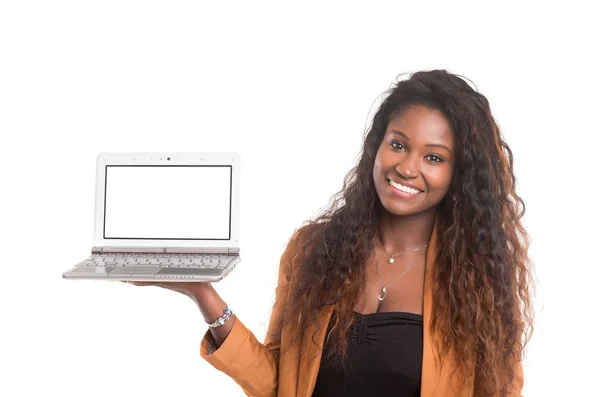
left=199, top=227, right=302, bottom=397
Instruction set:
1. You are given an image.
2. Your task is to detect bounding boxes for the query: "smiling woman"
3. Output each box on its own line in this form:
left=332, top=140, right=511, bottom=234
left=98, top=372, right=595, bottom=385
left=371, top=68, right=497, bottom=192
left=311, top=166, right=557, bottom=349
left=276, top=70, right=534, bottom=396
left=298, top=70, right=533, bottom=396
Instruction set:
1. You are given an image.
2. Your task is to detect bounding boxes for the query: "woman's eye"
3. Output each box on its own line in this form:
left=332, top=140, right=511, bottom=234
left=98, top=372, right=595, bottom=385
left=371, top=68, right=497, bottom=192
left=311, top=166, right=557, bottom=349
left=390, top=141, right=405, bottom=150
left=426, top=155, right=443, bottom=163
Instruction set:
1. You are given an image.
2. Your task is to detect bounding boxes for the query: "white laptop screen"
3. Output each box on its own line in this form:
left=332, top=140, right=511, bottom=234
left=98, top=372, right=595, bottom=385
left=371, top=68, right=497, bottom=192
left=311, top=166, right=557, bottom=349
left=103, top=165, right=232, bottom=240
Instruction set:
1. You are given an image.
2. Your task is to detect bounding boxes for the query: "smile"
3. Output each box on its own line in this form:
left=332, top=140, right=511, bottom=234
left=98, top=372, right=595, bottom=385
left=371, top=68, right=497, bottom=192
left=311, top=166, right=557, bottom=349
left=388, top=179, right=422, bottom=195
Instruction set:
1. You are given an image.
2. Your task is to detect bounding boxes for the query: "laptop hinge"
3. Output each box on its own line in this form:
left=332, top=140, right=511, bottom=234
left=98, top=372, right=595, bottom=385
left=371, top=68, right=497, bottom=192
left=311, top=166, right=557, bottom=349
left=92, top=246, right=239, bottom=255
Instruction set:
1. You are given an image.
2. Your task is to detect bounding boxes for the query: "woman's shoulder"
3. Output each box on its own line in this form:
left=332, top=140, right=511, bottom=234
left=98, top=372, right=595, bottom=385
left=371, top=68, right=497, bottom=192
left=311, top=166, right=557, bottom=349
left=289, top=221, right=327, bottom=245
left=280, top=221, right=327, bottom=265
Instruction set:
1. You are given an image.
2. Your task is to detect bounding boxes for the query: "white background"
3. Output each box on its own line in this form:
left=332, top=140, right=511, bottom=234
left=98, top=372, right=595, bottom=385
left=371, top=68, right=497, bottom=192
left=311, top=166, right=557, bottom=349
left=1, top=1, right=598, bottom=396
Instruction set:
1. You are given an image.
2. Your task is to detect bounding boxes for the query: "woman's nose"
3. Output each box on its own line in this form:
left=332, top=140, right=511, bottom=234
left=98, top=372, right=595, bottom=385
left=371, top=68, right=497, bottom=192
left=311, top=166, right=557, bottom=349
left=395, top=157, right=418, bottom=178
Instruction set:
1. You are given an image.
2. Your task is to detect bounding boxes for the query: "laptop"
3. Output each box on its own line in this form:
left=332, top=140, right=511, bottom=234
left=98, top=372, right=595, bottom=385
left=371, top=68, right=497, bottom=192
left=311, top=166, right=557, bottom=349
left=62, top=152, right=241, bottom=282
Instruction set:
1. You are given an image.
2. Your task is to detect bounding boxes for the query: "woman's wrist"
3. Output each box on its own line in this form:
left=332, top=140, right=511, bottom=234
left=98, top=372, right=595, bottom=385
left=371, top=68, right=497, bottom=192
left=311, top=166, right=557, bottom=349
left=188, top=283, right=228, bottom=323
left=186, top=281, right=214, bottom=301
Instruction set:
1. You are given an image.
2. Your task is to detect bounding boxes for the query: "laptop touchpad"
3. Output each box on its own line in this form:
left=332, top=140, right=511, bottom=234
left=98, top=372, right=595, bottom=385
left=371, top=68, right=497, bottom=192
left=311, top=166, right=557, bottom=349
left=110, top=267, right=160, bottom=275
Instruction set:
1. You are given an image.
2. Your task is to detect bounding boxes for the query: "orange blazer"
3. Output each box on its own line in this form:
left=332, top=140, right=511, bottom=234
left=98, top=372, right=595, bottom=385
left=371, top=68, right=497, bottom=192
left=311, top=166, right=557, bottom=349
left=200, top=216, right=524, bottom=396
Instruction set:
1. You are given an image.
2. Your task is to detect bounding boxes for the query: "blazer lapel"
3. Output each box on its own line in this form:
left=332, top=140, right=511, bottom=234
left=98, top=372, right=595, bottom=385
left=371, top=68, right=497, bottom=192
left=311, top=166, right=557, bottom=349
left=421, top=213, right=444, bottom=396
left=296, top=304, right=335, bottom=396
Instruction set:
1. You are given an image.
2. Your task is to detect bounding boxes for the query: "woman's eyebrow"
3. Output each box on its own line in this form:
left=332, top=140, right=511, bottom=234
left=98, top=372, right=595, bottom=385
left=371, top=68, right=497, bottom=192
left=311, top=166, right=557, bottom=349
left=389, top=130, right=453, bottom=153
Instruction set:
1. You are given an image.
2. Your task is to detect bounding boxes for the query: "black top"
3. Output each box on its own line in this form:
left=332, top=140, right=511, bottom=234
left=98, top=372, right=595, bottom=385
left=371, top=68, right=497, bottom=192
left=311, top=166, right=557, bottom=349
left=311, top=311, right=423, bottom=397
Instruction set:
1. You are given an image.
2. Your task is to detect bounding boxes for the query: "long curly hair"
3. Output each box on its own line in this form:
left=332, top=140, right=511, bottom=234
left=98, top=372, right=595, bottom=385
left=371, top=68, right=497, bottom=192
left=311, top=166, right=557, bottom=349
left=279, top=69, right=535, bottom=396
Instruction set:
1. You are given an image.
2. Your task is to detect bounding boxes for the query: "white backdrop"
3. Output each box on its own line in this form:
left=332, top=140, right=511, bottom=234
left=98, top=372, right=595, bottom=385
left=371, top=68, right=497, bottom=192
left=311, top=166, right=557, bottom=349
left=1, top=1, right=598, bottom=396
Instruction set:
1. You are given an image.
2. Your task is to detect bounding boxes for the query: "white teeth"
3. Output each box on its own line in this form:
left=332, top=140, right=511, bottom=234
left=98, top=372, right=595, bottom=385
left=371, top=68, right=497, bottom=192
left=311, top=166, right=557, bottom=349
left=389, top=180, right=420, bottom=194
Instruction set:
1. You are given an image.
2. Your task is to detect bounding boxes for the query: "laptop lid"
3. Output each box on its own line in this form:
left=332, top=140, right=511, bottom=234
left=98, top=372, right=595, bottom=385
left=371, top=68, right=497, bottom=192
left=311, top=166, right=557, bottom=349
left=93, top=152, right=240, bottom=251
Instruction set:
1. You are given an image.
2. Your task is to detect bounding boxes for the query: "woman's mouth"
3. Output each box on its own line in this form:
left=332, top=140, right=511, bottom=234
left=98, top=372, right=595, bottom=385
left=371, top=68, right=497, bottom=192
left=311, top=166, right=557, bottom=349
left=387, top=179, right=423, bottom=198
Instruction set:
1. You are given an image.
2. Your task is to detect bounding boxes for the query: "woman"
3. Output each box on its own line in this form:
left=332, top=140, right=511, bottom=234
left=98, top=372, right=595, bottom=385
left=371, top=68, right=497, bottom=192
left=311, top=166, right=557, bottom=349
left=129, top=69, right=534, bottom=397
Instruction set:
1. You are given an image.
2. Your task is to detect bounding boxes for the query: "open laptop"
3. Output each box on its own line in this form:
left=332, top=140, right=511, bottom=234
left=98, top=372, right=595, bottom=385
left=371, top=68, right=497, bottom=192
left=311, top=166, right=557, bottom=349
left=62, top=152, right=241, bottom=282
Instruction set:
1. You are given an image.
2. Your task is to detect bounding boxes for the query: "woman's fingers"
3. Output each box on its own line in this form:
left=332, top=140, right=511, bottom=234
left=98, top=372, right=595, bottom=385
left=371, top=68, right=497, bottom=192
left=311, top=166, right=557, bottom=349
left=125, top=281, right=157, bottom=286
left=125, top=281, right=180, bottom=290
left=120, top=280, right=198, bottom=299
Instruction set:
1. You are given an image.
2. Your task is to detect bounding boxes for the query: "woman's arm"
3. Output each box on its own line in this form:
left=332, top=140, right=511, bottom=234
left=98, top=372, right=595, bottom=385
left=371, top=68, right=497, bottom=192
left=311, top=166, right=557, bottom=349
left=190, top=283, right=237, bottom=348
left=198, top=228, right=301, bottom=397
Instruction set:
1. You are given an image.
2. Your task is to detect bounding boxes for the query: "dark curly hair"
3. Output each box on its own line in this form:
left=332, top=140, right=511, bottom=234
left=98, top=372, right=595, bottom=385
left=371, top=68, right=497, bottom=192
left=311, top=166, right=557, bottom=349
left=279, top=69, right=534, bottom=396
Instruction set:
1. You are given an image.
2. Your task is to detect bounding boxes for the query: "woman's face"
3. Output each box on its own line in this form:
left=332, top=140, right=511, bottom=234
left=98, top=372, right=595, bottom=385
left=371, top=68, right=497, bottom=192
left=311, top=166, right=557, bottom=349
left=373, top=105, right=455, bottom=217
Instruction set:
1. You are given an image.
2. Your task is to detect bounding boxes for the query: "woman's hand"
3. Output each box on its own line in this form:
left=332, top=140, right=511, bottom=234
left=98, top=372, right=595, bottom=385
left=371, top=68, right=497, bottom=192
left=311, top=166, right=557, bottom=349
left=123, top=280, right=234, bottom=346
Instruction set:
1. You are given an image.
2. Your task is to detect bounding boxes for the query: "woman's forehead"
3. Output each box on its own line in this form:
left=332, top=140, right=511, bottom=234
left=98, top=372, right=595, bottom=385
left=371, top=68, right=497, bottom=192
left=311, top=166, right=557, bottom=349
left=386, top=107, right=454, bottom=148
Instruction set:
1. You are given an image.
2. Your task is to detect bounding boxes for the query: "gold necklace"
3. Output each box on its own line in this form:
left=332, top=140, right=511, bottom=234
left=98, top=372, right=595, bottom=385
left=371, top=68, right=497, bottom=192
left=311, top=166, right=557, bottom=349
left=375, top=252, right=419, bottom=301
left=376, top=241, right=428, bottom=264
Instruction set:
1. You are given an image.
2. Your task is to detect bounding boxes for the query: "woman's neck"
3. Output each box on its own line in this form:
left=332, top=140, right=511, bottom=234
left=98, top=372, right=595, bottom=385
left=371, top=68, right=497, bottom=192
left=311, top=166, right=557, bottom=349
left=376, top=208, right=438, bottom=253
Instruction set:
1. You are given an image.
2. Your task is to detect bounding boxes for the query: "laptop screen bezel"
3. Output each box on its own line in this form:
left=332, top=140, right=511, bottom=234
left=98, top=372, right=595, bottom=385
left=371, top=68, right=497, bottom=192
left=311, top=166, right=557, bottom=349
left=93, top=152, right=240, bottom=248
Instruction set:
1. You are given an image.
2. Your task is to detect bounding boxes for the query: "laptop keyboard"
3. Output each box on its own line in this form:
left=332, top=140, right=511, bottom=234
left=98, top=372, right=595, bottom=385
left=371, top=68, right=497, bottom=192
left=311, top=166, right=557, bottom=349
left=81, top=253, right=232, bottom=270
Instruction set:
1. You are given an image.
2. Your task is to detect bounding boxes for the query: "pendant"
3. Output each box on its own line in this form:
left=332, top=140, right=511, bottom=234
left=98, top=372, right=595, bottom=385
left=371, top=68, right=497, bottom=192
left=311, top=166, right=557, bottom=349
left=378, top=286, right=387, bottom=301
left=388, top=257, right=394, bottom=264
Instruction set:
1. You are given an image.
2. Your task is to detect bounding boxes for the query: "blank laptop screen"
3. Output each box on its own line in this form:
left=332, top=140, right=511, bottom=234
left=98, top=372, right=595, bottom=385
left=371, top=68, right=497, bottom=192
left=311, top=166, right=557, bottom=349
left=103, top=165, right=232, bottom=240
